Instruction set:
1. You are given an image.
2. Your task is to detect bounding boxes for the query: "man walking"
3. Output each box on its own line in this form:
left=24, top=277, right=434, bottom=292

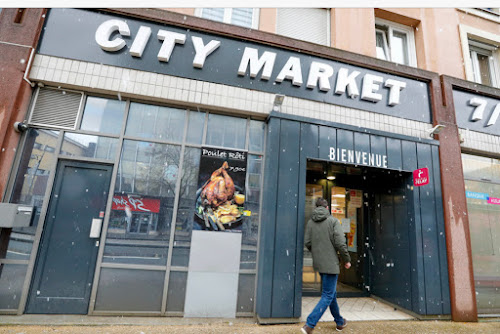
left=302, top=198, right=351, bottom=333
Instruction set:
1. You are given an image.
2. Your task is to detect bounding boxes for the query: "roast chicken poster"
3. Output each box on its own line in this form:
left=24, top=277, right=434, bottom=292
left=194, top=147, right=248, bottom=231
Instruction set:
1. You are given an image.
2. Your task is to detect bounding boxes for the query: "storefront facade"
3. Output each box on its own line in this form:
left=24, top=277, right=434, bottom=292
left=442, top=76, right=500, bottom=317
left=0, top=8, right=487, bottom=322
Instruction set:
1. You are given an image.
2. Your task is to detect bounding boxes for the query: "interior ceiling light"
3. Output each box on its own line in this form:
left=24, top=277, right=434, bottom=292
left=327, top=176, right=336, bottom=180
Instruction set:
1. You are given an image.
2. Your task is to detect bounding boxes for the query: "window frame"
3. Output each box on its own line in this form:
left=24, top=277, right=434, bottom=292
left=459, top=24, right=500, bottom=88
left=469, top=41, right=499, bottom=87
left=195, top=8, right=260, bottom=29
left=374, top=18, right=417, bottom=67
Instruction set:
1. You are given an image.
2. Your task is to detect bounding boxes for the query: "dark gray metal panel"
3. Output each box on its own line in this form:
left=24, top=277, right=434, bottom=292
left=271, top=119, right=301, bottom=317
left=386, top=138, right=402, bottom=171
left=319, top=125, right=336, bottom=161
left=269, top=111, right=439, bottom=147
left=431, top=145, right=451, bottom=314
left=392, top=174, right=412, bottom=311
left=354, top=132, right=370, bottom=155
left=370, top=134, right=387, bottom=162
left=402, top=140, right=426, bottom=315
left=337, top=129, right=354, bottom=152
left=256, top=118, right=281, bottom=318
left=26, top=161, right=112, bottom=314
left=416, top=143, right=442, bottom=315
left=39, top=9, right=432, bottom=123
left=294, top=123, right=319, bottom=317
left=453, top=89, right=500, bottom=136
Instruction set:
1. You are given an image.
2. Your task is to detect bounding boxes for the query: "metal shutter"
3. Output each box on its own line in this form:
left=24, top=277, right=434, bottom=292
left=28, top=88, right=83, bottom=130
left=277, top=8, right=330, bottom=46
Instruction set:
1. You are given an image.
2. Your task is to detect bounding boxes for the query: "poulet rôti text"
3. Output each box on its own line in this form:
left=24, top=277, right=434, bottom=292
left=201, top=161, right=235, bottom=207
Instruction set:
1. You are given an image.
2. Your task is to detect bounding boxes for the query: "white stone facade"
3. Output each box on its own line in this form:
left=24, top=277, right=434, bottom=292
left=29, top=54, right=432, bottom=139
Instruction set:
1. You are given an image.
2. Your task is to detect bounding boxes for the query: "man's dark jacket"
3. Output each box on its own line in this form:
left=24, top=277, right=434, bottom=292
left=305, top=206, right=351, bottom=274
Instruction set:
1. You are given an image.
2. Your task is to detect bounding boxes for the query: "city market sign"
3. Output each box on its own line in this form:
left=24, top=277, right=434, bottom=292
left=453, top=89, right=500, bottom=136
left=38, top=9, right=431, bottom=122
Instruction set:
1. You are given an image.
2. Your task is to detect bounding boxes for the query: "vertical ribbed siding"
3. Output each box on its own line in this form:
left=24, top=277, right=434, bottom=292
left=277, top=8, right=329, bottom=46
left=29, top=88, right=83, bottom=129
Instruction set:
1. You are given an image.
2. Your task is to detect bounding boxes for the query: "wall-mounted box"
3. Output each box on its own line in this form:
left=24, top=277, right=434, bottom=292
left=0, top=203, right=34, bottom=228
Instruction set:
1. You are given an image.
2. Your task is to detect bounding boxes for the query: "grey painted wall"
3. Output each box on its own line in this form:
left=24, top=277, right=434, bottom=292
left=256, top=113, right=450, bottom=319
left=453, top=89, right=500, bottom=136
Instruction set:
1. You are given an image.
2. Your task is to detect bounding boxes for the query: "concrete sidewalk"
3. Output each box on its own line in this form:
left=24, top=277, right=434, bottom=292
left=0, top=317, right=499, bottom=334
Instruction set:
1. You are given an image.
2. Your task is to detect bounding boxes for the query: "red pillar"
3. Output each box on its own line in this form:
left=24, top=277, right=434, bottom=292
left=0, top=8, right=46, bottom=201
left=434, top=75, right=478, bottom=322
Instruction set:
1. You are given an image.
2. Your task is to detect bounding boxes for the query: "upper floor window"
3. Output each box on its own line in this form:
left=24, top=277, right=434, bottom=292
left=459, top=24, right=500, bottom=88
left=375, top=18, right=417, bottom=67
left=469, top=40, right=499, bottom=87
left=196, top=8, right=259, bottom=29
left=276, top=8, right=330, bottom=46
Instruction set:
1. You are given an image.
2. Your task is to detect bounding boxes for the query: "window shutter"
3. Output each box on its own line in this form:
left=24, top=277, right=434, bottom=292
left=277, top=8, right=329, bottom=46
left=28, top=88, right=83, bottom=130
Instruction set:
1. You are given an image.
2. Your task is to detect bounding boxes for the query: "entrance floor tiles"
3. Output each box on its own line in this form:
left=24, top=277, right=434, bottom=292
left=301, top=297, right=415, bottom=322
left=0, top=298, right=413, bottom=326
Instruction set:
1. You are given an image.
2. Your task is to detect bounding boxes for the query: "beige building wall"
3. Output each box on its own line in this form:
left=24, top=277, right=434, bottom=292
left=259, top=8, right=276, bottom=33
left=164, top=8, right=195, bottom=16
left=331, top=8, right=376, bottom=57
left=161, top=8, right=499, bottom=83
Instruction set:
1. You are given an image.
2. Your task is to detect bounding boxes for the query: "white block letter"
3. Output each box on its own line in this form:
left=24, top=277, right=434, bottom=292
left=384, top=79, right=406, bottom=106
left=487, top=103, right=500, bottom=127
left=192, top=36, right=221, bottom=69
left=157, top=30, right=186, bottom=62
left=469, top=97, right=487, bottom=121
left=95, top=19, right=130, bottom=52
left=237, top=47, right=276, bottom=81
left=129, top=26, right=152, bottom=58
left=361, top=74, right=383, bottom=102
left=335, top=67, right=360, bottom=99
left=275, top=56, right=303, bottom=86
left=329, top=147, right=336, bottom=160
left=307, top=61, right=334, bottom=91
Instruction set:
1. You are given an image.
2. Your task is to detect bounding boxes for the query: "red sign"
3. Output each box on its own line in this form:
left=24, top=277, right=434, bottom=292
left=488, top=197, right=500, bottom=205
left=413, top=168, right=429, bottom=187
left=112, top=196, right=160, bottom=213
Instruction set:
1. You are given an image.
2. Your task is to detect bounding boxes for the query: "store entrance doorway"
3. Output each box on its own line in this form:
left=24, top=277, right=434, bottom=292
left=26, top=160, right=112, bottom=314
left=303, top=160, right=413, bottom=306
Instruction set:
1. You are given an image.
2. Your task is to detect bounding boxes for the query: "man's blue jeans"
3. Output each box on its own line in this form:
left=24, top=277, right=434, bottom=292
left=306, top=273, right=344, bottom=329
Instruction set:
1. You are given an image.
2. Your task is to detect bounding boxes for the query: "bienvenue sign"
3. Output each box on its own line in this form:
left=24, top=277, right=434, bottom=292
left=329, top=147, right=388, bottom=168
left=38, top=9, right=431, bottom=122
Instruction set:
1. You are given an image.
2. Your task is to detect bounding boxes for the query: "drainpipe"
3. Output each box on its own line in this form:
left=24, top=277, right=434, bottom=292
left=0, top=40, right=36, bottom=87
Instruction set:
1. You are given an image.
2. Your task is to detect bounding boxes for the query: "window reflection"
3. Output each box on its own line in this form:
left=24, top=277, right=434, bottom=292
left=206, top=113, right=246, bottom=149
left=61, top=133, right=118, bottom=160
left=8, top=129, right=59, bottom=259
left=80, top=96, right=125, bottom=135
left=172, top=148, right=201, bottom=267
left=248, top=120, right=265, bottom=152
left=462, top=153, right=499, bottom=182
left=463, top=153, right=500, bottom=313
left=240, top=154, right=262, bottom=270
left=126, top=103, right=186, bottom=142
left=186, top=110, right=205, bottom=145
left=104, top=140, right=181, bottom=266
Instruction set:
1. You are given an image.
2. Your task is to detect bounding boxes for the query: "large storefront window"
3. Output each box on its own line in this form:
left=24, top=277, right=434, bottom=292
left=3, top=93, right=265, bottom=316
left=463, top=153, right=500, bottom=314
left=0, top=129, right=58, bottom=310
left=93, top=99, right=265, bottom=315
left=104, top=140, right=180, bottom=266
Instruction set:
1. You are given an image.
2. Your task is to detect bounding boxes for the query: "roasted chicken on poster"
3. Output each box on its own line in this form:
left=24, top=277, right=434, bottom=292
left=200, top=161, right=235, bottom=207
